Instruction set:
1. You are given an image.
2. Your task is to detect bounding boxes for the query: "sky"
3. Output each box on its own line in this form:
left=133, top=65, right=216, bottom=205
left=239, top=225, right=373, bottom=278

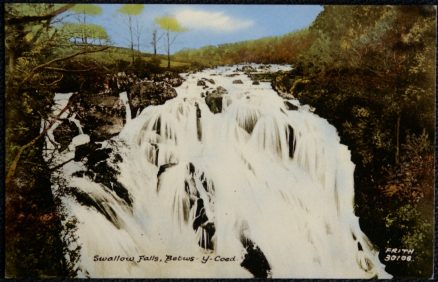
left=64, top=4, right=323, bottom=54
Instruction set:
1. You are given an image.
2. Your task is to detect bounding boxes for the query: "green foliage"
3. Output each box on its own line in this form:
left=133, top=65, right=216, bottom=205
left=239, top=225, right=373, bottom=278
left=70, top=4, right=102, bottom=16
left=117, top=4, right=144, bottom=16
left=154, top=16, right=187, bottom=32
left=287, top=6, right=435, bottom=278
left=61, top=22, right=109, bottom=43
left=5, top=4, right=110, bottom=278
left=175, top=28, right=313, bottom=67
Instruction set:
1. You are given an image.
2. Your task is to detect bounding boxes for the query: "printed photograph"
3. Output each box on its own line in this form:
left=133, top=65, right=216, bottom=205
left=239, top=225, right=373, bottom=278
left=4, top=3, right=436, bottom=279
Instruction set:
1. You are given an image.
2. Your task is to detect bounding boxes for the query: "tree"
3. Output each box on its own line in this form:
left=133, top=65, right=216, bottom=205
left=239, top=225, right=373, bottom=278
left=155, top=16, right=187, bottom=68
left=117, top=4, right=144, bottom=64
left=61, top=22, right=109, bottom=45
left=150, top=28, right=164, bottom=56
left=5, top=3, right=109, bottom=277
left=69, top=4, right=102, bottom=44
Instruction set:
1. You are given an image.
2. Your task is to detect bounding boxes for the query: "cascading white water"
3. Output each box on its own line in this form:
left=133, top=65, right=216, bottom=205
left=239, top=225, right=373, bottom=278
left=49, top=65, right=391, bottom=278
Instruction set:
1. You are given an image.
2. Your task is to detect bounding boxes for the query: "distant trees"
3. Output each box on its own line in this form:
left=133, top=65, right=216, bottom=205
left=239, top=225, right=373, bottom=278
left=175, top=29, right=313, bottom=66
left=155, top=16, right=186, bottom=68
left=117, top=4, right=144, bottom=64
left=69, top=4, right=103, bottom=44
left=61, top=22, right=109, bottom=45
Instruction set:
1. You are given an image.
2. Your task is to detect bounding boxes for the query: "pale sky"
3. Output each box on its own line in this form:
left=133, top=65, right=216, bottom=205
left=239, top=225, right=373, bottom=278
left=63, top=4, right=323, bottom=54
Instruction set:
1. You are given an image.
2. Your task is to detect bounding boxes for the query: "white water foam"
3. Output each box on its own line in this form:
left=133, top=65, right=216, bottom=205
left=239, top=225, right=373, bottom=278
left=49, top=65, right=391, bottom=278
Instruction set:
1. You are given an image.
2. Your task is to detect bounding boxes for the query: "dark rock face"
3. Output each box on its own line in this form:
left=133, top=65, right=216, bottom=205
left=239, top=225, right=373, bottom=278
left=240, top=237, right=272, bottom=278
left=205, top=95, right=223, bottom=114
left=284, top=101, right=299, bottom=111
left=72, top=141, right=131, bottom=227
left=205, top=86, right=228, bottom=114
left=233, top=79, right=244, bottom=84
left=128, top=81, right=177, bottom=118
left=74, top=93, right=126, bottom=142
left=53, top=120, right=79, bottom=151
left=252, top=80, right=260, bottom=85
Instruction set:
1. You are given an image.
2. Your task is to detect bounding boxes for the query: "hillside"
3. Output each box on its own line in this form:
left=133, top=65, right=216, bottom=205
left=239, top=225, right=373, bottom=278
left=174, top=29, right=313, bottom=67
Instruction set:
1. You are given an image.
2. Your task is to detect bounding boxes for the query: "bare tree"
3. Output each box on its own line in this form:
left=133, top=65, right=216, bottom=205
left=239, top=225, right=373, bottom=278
left=154, top=16, right=187, bottom=68
left=117, top=4, right=144, bottom=64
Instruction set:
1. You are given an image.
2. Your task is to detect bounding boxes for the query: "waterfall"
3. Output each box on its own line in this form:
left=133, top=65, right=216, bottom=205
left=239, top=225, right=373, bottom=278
left=49, top=65, right=391, bottom=278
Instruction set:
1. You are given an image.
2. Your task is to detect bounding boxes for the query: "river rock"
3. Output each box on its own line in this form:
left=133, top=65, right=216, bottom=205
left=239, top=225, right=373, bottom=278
left=73, top=142, right=132, bottom=209
left=128, top=81, right=177, bottom=118
left=233, top=79, right=244, bottom=84
left=75, top=93, right=126, bottom=142
left=202, top=77, right=216, bottom=84
left=153, top=71, right=184, bottom=87
left=53, top=120, right=79, bottom=152
left=241, top=65, right=256, bottom=74
left=197, top=80, right=206, bottom=86
left=205, top=86, right=228, bottom=114
left=252, top=81, right=260, bottom=85
left=284, top=101, right=299, bottom=111
left=101, top=72, right=139, bottom=95
left=214, top=86, right=228, bottom=95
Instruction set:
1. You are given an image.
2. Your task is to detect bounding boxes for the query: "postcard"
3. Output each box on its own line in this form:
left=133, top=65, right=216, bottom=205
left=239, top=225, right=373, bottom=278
left=4, top=3, right=435, bottom=279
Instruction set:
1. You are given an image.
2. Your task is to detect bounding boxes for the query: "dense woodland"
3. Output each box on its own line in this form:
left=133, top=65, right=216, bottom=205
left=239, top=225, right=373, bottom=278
left=4, top=4, right=435, bottom=278
left=177, top=6, right=435, bottom=277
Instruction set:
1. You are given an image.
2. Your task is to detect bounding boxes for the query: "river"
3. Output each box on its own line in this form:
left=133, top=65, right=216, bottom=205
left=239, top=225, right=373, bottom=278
left=46, top=64, right=391, bottom=278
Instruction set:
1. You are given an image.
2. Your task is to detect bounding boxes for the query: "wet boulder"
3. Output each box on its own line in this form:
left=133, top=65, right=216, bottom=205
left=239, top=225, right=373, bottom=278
left=233, top=79, right=244, bottom=84
left=128, top=81, right=177, bottom=118
left=153, top=71, right=184, bottom=87
left=252, top=81, right=260, bottom=85
left=197, top=80, right=206, bottom=87
left=284, top=101, right=299, bottom=111
left=213, top=86, right=228, bottom=95
left=75, top=93, right=126, bottom=142
left=53, top=120, right=80, bottom=151
left=73, top=142, right=132, bottom=210
left=101, top=72, right=139, bottom=95
left=202, top=77, right=216, bottom=85
left=205, top=95, right=222, bottom=114
left=241, top=65, right=256, bottom=74
left=205, top=86, right=228, bottom=114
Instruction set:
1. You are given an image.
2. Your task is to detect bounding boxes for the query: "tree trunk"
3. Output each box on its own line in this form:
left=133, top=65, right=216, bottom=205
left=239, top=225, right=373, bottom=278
left=129, top=16, right=134, bottom=64
left=152, top=30, right=157, bottom=56
left=82, top=11, right=87, bottom=44
left=167, top=30, right=170, bottom=68
left=7, top=47, right=16, bottom=74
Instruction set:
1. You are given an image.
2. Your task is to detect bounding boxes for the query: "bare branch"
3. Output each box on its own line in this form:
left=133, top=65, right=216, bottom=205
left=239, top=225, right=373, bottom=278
left=6, top=4, right=75, bottom=26
left=23, top=46, right=109, bottom=83
left=6, top=95, right=75, bottom=187
left=49, top=158, right=75, bottom=172
left=44, top=67, right=97, bottom=73
left=44, top=74, right=64, bottom=86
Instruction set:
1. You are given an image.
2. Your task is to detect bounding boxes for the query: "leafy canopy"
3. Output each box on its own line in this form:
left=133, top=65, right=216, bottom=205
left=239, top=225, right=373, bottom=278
left=155, top=16, right=187, bottom=32
left=117, top=4, right=144, bottom=16
left=70, top=4, right=102, bottom=16
left=61, top=22, right=109, bottom=40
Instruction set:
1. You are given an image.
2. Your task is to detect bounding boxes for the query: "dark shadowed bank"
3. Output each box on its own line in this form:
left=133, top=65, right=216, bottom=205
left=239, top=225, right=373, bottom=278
left=4, top=4, right=435, bottom=279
